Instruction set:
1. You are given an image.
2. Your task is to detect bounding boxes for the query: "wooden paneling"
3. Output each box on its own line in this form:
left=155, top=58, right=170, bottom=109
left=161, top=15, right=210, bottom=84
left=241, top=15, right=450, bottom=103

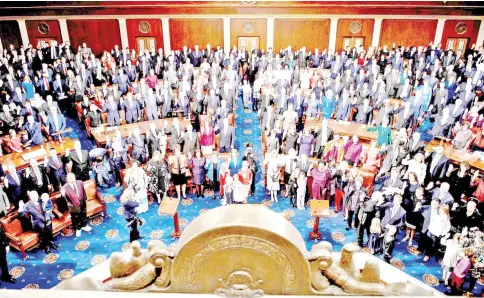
left=230, top=18, right=267, bottom=50
left=0, top=21, right=21, bottom=50
left=1, top=2, right=483, bottom=17
left=26, top=20, right=62, bottom=47
left=67, top=19, right=121, bottom=56
left=274, top=19, right=330, bottom=53
left=380, top=19, right=437, bottom=48
left=126, top=19, right=163, bottom=51
left=441, top=20, right=481, bottom=49
left=169, top=18, right=223, bottom=51
left=335, top=19, right=374, bottom=51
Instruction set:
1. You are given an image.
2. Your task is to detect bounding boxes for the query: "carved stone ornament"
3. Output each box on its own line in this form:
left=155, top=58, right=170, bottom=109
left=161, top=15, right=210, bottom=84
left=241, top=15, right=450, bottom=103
left=243, top=22, right=254, bottom=34
left=456, top=22, right=467, bottom=34
left=56, top=205, right=437, bottom=296
left=139, top=21, right=151, bottom=34
left=38, top=22, right=50, bottom=35
left=349, top=21, right=362, bottom=34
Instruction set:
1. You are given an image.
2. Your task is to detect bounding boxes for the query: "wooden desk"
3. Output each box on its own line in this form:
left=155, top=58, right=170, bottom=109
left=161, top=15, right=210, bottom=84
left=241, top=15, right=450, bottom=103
left=304, top=119, right=398, bottom=143
left=91, top=116, right=207, bottom=147
left=0, top=138, right=77, bottom=172
left=425, top=139, right=484, bottom=171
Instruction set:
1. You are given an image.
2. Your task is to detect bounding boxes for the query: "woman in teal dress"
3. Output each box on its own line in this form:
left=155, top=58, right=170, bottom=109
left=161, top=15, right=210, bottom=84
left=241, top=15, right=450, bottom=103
left=367, top=118, right=393, bottom=147
left=21, top=75, right=34, bottom=99
left=319, top=90, right=336, bottom=119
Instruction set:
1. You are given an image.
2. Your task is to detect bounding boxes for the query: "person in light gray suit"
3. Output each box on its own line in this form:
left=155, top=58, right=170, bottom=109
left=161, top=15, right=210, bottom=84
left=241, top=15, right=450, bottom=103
left=142, top=89, right=160, bottom=121
left=166, top=118, right=184, bottom=151
left=219, top=117, right=235, bottom=153
left=182, top=124, right=200, bottom=155
left=260, top=106, right=276, bottom=131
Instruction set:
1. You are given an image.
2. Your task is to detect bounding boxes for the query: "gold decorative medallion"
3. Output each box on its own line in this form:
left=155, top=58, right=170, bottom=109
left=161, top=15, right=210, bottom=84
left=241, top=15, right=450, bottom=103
left=104, top=195, right=116, bottom=203
left=216, top=270, right=264, bottom=297
left=105, top=229, right=119, bottom=239
left=199, top=208, right=209, bottom=215
left=38, top=22, right=49, bottom=35
left=244, top=119, right=253, bottom=124
left=90, top=215, right=104, bottom=226
left=349, top=21, right=362, bottom=34
left=121, top=242, right=131, bottom=251
left=43, top=253, right=59, bottom=264
left=331, top=232, right=345, bottom=242
left=9, top=266, right=25, bottom=278
left=150, top=230, right=164, bottom=239
left=456, top=22, right=467, bottom=34
left=179, top=218, right=188, bottom=227
left=58, top=269, right=74, bottom=280
left=61, top=227, right=74, bottom=237
left=243, top=22, right=254, bottom=34
left=75, top=241, right=90, bottom=251
left=91, top=255, right=107, bottom=266
left=181, top=198, right=193, bottom=206
left=390, top=259, right=405, bottom=269
left=117, top=207, right=125, bottom=215
left=139, top=21, right=151, bottom=34
left=24, top=284, right=39, bottom=289
left=422, top=274, right=439, bottom=286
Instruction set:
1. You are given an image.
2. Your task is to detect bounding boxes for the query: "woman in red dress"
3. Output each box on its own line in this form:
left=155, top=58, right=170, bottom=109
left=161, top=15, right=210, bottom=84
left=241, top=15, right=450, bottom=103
left=8, top=129, right=23, bottom=152
left=199, top=118, right=215, bottom=155
left=219, top=162, right=231, bottom=198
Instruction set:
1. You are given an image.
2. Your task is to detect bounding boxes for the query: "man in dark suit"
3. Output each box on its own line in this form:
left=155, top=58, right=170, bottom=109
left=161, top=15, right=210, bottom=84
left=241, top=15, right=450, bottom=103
left=66, top=140, right=91, bottom=181
left=374, top=167, right=404, bottom=192
left=121, top=92, right=141, bottom=124
left=3, top=164, right=24, bottom=209
left=394, top=101, right=415, bottom=130
left=45, top=148, right=68, bottom=191
left=102, top=95, right=121, bottom=126
left=356, top=191, right=382, bottom=247
left=61, top=173, right=91, bottom=237
left=113, top=68, right=131, bottom=94
left=128, top=127, right=148, bottom=164
left=219, top=117, right=235, bottom=153
left=425, top=146, right=449, bottom=184
left=314, top=119, right=334, bottom=158
left=47, top=108, right=66, bottom=140
left=24, top=158, right=51, bottom=194
left=0, top=225, right=16, bottom=285
left=22, top=115, right=44, bottom=146
left=18, top=191, right=58, bottom=253
left=377, top=194, right=407, bottom=230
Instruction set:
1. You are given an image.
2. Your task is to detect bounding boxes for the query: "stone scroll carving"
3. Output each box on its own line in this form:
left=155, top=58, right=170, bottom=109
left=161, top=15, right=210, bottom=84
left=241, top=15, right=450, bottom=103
left=56, top=205, right=436, bottom=297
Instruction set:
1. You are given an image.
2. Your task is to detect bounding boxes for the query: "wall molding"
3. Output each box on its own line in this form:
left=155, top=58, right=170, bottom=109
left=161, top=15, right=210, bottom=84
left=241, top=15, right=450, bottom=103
left=1, top=14, right=484, bottom=21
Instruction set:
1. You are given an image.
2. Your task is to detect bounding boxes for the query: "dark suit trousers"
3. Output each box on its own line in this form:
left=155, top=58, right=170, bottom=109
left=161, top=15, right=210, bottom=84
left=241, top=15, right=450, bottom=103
left=35, top=223, right=54, bottom=248
left=357, top=217, right=372, bottom=246
left=419, top=231, right=438, bottom=257
left=347, top=210, right=355, bottom=229
left=71, top=207, right=88, bottom=230
left=0, top=249, right=11, bottom=280
left=126, top=218, right=140, bottom=242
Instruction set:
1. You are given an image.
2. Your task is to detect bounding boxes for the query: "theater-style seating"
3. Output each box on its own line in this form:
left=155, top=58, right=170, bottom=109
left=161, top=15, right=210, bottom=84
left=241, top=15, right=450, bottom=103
left=0, top=179, right=106, bottom=259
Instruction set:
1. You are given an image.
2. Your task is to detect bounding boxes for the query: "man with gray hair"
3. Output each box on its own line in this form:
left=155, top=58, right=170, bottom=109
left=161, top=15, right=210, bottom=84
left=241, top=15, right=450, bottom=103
left=430, top=182, right=454, bottom=206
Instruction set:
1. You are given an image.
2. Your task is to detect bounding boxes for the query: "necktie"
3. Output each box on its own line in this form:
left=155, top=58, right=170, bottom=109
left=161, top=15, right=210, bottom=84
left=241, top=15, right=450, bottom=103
left=38, top=198, right=45, bottom=217
left=34, top=167, right=42, bottom=185
left=12, top=173, right=19, bottom=185
left=54, top=157, right=60, bottom=168
left=44, top=78, right=49, bottom=90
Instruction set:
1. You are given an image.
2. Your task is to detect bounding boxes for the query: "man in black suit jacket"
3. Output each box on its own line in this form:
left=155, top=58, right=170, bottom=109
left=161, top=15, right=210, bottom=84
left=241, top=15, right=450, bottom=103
left=24, top=158, right=51, bottom=194
left=425, top=146, right=449, bottom=184
left=0, top=225, right=16, bottom=285
left=356, top=191, right=382, bottom=247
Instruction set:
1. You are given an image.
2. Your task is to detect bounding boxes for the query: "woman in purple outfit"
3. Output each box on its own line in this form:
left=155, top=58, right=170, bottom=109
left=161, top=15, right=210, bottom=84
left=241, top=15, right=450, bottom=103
left=189, top=150, right=207, bottom=198
left=298, top=128, right=314, bottom=157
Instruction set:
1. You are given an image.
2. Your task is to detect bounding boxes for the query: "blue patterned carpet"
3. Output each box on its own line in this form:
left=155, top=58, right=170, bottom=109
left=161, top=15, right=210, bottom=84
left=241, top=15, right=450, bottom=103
left=2, top=99, right=482, bottom=295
